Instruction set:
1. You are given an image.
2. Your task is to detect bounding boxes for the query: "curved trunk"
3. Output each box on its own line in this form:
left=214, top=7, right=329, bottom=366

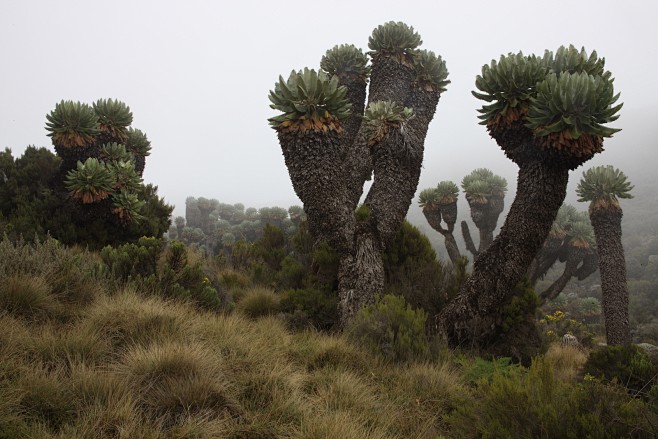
left=461, top=221, right=478, bottom=259
left=442, top=232, right=462, bottom=267
left=539, top=246, right=586, bottom=304
left=423, top=205, right=462, bottom=266
left=436, top=160, right=569, bottom=350
left=422, top=205, right=442, bottom=231
left=528, top=235, right=566, bottom=285
left=575, top=250, right=598, bottom=280
left=590, top=207, right=630, bottom=345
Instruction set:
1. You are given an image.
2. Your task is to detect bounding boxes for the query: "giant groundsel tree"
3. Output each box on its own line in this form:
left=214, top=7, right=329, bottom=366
left=436, top=46, right=622, bottom=354
left=43, top=98, right=170, bottom=247
left=577, top=165, right=633, bottom=345
left=269, top=22, right=449, bottom=325
left=418, top=181, right=462, bottom=266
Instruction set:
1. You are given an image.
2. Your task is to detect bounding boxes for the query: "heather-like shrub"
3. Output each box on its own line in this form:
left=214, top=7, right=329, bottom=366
left=347, top=294, right=429, bottom=363
left=584, top=344, right=657, bottom=397
left=279, top=288, right=338, bottom=330
left=447, top=356, right=658, bottom=438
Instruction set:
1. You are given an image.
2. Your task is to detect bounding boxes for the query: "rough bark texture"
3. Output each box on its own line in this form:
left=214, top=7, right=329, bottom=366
left=278, top=131, right=354, bottom=254
left=590, top=207, right=631, bottom=345
left=275, top=48, right=442, bottom=329
left=337, top=223, right=384, bottom=326
left=436, top=160, right=569, bottom=353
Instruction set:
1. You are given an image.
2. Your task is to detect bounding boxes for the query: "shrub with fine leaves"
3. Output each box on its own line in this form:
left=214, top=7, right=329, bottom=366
left=347, top=294, right=429, bottom=363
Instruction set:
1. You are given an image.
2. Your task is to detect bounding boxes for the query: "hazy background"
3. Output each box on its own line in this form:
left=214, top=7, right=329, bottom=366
left=1, top=0, right=656, bottom=219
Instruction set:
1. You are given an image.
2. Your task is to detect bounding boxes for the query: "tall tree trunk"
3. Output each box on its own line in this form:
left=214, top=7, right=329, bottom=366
left=436, top=160, right=569, bottom=351
left=440, top=231, right=462, bottom=267
left=337, top=223, right=384, bottom=326
left=590, top=207, right=631, bottom=345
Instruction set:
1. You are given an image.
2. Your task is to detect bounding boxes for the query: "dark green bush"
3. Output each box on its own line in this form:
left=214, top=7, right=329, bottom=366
left=279, top=288, right=338, bottom=330
left=100, top=236, right=163, bottom=281
left=584, top=344, right=657, bottom=397
left=347, top=294, right=429, bottom=363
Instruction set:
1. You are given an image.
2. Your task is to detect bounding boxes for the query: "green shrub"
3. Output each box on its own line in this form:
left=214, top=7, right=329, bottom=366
left=100, top=236, right=163, bottom=281
left=279, top=288, right=338, bottom=331
left=584, top=344, right=658, bottom=397
left=236, top=287, right=280, bottom=319
left=456, top=356, right=523, bottom=386
left=347, top=294, right=429, bottom=363
left=447, top=356, right=658, bottom=438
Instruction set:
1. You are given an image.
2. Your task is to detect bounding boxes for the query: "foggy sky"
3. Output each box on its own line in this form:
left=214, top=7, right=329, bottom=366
left=1, top=0, right=656, bottom=218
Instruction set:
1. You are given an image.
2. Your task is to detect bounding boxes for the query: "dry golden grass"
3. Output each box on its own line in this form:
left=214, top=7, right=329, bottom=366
left=544, top=343, right=588, bottom=382
left=1, top=238, right=649, bottom=439
left=235, top=286, right=280, bottom=318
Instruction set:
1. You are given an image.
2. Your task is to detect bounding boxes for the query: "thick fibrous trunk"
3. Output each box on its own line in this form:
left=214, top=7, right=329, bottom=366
left=337, top=87, right=439, bottom=326
left=337, top=223, right=384, bottom=326
left=278, top=131, right=354, bottom=254
left=590, top=207, right=630, bottom=345
left=436, top=160, right=569, bottom=348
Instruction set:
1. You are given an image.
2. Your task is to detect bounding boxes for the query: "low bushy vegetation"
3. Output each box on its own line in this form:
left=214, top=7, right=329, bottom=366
left=1, top=236, right=657, bottom=438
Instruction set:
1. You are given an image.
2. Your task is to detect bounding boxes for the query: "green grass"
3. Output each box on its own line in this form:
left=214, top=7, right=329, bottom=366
left=1, top=237, right=656, bottom=438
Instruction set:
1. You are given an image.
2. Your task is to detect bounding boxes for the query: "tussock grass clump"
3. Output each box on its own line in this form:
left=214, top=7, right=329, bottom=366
left=235, top=286, right=280, bottom=318
left=389, top=361, right=466, bottom=435
left=80, top=288, right=194, bottom=349
left=25, top=325, right=111, bottom=369
left=116, top=340, right=243, bottom=427
left=288, top=332, right=370, bottom=373
left=296, top=410, right=396, bottom=439
left=306, top=369, right=381, bottom=413
left=0, top=237, right=106, bottom=322
left=0, top=274, right=62, bottom=321
left=16, top=366, right=76, bottom=432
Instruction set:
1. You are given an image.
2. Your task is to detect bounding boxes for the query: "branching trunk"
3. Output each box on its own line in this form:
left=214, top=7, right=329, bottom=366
left=423, top=205, right=462, bottom=266
left=337, top=87, right=439, bottom=326
left=590, top=207, right=630, bottom=345
left=528, top=235, right=566, bottom=285
left=436, top=160, right=569, bottom=350
left=539, top=246, right=586, bottom=303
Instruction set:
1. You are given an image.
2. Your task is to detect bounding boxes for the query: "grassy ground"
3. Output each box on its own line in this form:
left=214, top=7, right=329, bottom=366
left=1, top=238, right=656, bottom=438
